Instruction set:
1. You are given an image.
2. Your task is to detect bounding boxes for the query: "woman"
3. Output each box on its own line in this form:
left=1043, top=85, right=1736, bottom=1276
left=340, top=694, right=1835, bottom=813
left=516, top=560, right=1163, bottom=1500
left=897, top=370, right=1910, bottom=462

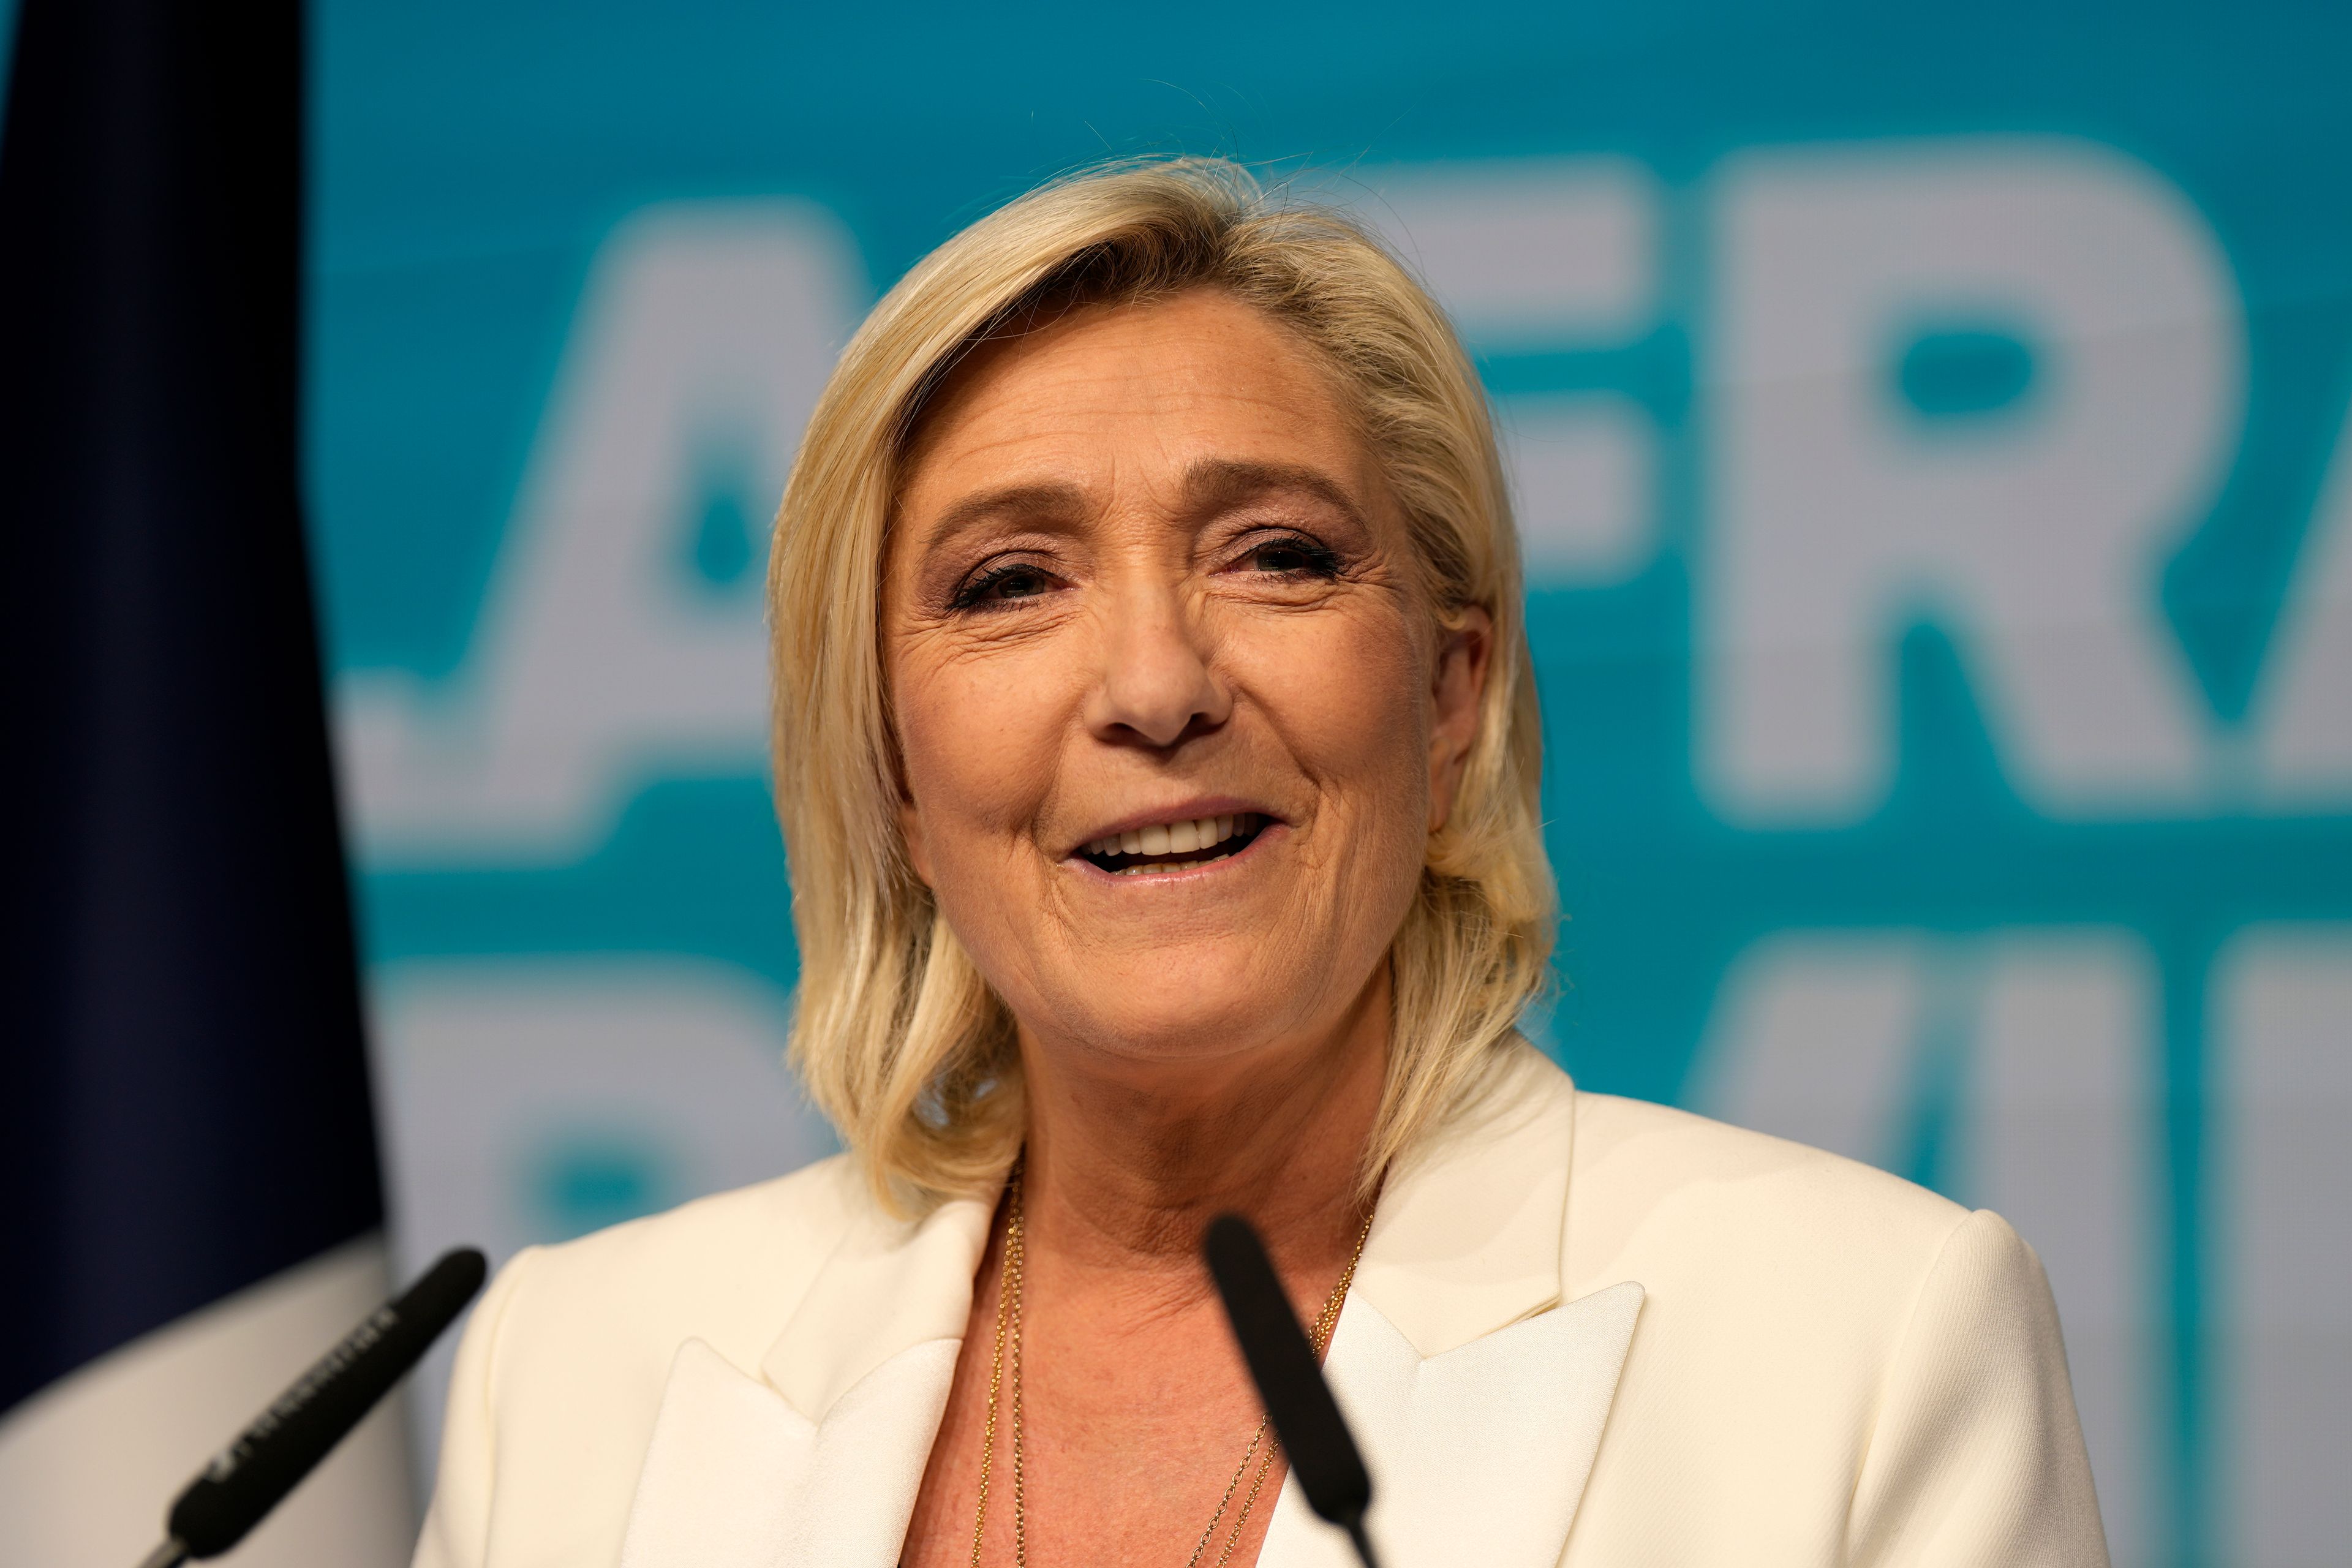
left=413, top=160, right=2108, bottom=1568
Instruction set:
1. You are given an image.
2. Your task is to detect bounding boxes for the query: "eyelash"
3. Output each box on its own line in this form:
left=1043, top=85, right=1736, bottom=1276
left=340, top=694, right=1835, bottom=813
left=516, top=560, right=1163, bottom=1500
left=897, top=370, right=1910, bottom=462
left=1237, top=533, right=1344, bottom=579
left=943, top=533, right=1344, bottom=612
left=947, top=561, right=1058, bottom=611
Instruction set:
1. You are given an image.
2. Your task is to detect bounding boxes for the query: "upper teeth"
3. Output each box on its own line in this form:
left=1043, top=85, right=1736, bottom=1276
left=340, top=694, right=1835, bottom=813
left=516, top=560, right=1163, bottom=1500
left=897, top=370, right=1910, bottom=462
left=1086, top=813, right=1254, bottom=859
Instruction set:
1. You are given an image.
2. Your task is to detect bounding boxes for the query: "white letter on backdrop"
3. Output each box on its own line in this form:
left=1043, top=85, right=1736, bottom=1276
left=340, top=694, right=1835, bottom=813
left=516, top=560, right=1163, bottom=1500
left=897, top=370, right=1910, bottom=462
left=1698, top=138, right=2244, bottom=824
left=336, top=202, right=865, bottom=864
left=1361, top=159, right=1664, bottom=582
left=2212, top=926, right=2352, bottom=1564
left=2250, top=399, right=2352, bottom=808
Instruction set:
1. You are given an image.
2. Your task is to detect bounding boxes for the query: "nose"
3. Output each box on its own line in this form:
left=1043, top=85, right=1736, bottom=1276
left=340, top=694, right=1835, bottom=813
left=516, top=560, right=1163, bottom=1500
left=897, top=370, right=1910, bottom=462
left=1084, top=578, right=1228, bottom=748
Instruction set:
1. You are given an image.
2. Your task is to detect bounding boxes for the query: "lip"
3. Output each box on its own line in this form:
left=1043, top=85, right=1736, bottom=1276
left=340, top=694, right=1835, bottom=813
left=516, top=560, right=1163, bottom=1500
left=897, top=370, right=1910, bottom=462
left=1060, top=796, right=1284, bottom=861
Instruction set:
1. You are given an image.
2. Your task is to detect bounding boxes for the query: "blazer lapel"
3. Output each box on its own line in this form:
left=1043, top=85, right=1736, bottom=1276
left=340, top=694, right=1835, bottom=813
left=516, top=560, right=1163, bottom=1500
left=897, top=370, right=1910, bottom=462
left=616, top=1189, right=996, bottom=1568
left=1260, top=1044, right=1645, bottom=1568
left=614, top=1340, right=810, bottom=1568
left=1254, top=1285, right=1644, bottom=1568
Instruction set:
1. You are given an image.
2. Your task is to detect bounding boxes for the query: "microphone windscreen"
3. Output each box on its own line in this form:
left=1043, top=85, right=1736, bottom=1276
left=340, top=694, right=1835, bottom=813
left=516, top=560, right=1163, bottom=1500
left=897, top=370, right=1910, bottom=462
left=1203, top=1213, right=1373, bottom=1526
left=166, top=1246, right=488, bottom=1558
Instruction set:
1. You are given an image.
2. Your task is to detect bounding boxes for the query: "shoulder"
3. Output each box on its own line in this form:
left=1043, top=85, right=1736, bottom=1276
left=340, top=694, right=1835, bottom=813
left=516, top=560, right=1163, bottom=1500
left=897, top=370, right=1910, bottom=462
left=417, top=1154, right=873, bottom=1568
left=1561, top=1088, right=1996, bottom=1435
left=484, top=1152, right=864, bottom=1395
left=1565, top=1087, right=1972, bottom=1303
left=1558, top=1092, right=2103, bottom=1562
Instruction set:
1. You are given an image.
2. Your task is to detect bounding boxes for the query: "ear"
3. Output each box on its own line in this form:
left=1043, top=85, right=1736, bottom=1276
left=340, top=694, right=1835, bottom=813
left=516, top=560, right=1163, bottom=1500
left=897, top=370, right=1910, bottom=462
left=1428, top=606, right=1494, bottom=834
left=897, top=796, right=935, bottom=887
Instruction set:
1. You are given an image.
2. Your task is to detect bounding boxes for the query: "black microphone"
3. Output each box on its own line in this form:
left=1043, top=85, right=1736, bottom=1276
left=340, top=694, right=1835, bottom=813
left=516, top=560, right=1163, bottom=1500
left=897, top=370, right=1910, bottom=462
left=1202, top=1213, right=1382, bottom=1568
left=135, top=1246, right=489, bottom=1568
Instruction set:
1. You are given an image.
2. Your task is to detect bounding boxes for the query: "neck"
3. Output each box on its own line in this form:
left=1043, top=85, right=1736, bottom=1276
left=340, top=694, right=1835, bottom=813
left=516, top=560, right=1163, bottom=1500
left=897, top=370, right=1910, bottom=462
left=1014, top=963, right=1390, bottom=1283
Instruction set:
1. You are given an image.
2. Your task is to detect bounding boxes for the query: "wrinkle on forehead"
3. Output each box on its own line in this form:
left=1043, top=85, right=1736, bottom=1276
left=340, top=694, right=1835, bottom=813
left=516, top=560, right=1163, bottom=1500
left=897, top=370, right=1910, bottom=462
left=891, top=288, right=1361, bottom=492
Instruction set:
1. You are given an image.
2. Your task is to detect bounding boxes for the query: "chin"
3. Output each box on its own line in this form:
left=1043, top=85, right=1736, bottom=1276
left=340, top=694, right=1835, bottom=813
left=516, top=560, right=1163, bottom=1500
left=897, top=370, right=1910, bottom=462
left=1033, top=960, right=1342, bottom=1066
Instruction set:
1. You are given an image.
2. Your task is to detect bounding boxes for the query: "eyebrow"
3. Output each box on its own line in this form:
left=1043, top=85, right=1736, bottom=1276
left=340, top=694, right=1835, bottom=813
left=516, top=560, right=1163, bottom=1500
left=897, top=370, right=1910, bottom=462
left=922, top=480, right=1094, bottom=545
left=1178, top=459, right=1369, bottom=529
left=911, top=458, right=1371, bottom=553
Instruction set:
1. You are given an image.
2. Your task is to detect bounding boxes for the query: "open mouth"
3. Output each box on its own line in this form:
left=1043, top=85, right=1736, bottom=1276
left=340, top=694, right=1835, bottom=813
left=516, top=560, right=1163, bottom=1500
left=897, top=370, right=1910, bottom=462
left=1079, top=812, right=1268, bottom=876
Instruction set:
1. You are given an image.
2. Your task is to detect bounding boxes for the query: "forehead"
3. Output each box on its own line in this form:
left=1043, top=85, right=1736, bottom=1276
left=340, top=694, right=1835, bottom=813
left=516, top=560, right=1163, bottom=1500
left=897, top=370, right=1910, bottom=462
left=896, top=289, right=1375, bottom=510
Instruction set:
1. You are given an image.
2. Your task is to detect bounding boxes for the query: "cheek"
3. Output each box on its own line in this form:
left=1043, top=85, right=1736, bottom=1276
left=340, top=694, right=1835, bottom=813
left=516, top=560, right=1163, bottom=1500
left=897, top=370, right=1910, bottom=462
left=1240, top=603, right=1433, bottom=824
left=894, top=644, right=1070, bottom=857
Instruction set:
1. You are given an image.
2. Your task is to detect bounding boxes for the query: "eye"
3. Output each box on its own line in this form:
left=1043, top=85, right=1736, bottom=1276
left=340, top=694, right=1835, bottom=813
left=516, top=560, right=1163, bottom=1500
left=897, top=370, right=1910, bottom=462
left=949, top=561, right=1062, bottom=611
left=1238, top=534, right=1343, bottom=579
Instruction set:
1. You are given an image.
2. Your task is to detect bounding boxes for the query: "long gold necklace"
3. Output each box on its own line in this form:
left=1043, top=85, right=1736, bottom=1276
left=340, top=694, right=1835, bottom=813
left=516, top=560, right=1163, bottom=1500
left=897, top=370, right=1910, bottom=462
left=968, top=1159, right=1375, bottom=1568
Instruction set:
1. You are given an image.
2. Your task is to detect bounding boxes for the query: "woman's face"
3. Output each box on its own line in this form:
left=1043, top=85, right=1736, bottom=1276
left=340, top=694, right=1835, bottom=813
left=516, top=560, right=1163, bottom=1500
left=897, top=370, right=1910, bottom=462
left=884, top=288, right=1490, bottom=1072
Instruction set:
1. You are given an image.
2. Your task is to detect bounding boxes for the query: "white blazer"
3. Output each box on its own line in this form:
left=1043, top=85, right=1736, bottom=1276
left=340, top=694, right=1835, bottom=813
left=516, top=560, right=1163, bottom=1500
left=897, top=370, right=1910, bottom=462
left=412, top=1043, right=2109, bottom=1567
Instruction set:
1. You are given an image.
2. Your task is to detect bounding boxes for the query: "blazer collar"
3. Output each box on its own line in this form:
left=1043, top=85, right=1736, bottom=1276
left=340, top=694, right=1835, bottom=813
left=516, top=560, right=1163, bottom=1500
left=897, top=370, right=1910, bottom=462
left=1352, top=1041, right=1581, bottom=1355
left=619, top=1041, right=1642, bottom=1568
left=1255, top=1044, right=1643, bottom=1567
left=758, top=1178, right=993, bottom=1424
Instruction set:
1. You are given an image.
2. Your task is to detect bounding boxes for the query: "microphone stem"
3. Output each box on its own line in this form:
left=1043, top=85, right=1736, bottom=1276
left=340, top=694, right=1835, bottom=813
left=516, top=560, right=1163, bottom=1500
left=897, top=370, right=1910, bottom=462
left=135, top=1540, right=190, bottom=1568
left=1343, top=1516, right=1382, bottom=1568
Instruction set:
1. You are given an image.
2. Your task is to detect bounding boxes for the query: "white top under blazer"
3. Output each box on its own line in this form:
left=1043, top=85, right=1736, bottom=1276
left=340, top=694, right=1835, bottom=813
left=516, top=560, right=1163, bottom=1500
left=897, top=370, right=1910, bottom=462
left=411, top=1041, right=2111, bottom=1567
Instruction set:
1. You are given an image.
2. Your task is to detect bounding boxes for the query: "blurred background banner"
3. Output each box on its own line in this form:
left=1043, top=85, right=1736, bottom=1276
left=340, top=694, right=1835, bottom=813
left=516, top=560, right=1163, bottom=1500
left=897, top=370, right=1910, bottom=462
left=0, top=1, right=409, bottom=1563
left=300, top=3, right=2345, bottom=1567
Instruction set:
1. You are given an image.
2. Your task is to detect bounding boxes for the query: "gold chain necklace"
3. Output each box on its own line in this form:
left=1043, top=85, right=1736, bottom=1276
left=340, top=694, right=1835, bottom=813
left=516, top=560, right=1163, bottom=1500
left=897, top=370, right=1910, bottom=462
left=967, top=1159, right=1375, bottom=1568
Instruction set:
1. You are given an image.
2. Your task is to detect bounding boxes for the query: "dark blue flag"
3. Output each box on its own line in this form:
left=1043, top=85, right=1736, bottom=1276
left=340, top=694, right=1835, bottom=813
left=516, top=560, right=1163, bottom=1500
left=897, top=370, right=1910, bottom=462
left=0, top=0, right=385, bottom=1424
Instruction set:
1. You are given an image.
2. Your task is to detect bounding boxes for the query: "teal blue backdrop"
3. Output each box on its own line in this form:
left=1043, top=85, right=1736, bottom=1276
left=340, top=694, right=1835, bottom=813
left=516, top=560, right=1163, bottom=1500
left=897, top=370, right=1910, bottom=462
left=310, top=6, right=2352, bottom=1564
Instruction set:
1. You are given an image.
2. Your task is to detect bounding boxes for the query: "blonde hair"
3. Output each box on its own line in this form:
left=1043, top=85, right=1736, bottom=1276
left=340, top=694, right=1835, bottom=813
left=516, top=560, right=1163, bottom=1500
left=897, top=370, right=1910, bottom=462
left=769, top=158, right=1555, bottom=1215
